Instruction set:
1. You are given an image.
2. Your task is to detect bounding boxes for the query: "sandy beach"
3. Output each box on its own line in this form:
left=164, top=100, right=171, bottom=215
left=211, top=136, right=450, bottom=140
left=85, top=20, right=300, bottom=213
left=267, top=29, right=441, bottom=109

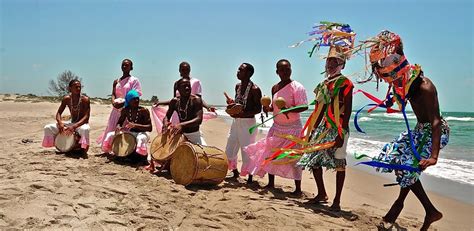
left=0, top=97, right=472, bottom=230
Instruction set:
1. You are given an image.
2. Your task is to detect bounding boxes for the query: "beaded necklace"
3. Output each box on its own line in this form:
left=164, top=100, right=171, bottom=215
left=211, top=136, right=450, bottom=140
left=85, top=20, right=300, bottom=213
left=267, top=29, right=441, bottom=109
left=235, top=81, right=253, bottom=109
left=176, top=97, right=191, bottom=121
left=70, top=95, right=81, bottom=121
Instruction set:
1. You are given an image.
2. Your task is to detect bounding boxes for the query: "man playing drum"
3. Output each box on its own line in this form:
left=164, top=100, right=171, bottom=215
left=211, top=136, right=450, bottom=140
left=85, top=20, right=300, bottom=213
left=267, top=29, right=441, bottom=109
left=42, top=79, right=91, bottom=155
left=102, top=89, right=152, bottom=161
left=163, top=78, right=206, bottom=145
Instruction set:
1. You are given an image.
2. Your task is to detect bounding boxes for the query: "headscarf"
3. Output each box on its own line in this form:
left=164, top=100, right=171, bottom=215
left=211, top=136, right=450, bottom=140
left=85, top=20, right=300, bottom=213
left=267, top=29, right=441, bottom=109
left=125, top=89, right=140, bottom=108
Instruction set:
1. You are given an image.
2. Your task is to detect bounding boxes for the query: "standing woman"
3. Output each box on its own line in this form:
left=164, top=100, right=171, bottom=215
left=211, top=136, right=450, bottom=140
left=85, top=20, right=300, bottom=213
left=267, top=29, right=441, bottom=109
left=244, top=59, right=308, bottom=195
left=97, top=59, right=142, bottom=150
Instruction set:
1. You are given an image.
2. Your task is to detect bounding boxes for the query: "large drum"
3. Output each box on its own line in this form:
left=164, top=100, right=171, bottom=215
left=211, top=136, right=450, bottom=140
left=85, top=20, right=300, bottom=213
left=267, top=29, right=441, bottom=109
left=150, top=132, right=187, bottom=163
left=112, top=132, right=137, bottom=157
left=170, top=142, right=228, bottom=186
left=55, top=133, right=79, bottom=152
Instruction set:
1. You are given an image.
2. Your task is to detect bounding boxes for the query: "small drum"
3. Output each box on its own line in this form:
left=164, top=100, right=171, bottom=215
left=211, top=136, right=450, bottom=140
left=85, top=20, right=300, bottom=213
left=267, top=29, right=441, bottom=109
left=150, top=132, right=187, bottom=163
left=112, top=132, right=137, bottom=157
left=55, top=133, right=79, bottom=152
left=225, top=103, right=243, bottom=115
left=170, top=142, right=228, bottom=186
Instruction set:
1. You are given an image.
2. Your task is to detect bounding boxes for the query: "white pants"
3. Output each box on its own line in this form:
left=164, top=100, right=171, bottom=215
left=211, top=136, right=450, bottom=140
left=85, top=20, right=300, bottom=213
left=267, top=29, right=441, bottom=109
left=225, top=118, right=257, bottom=171
left=42, top=122, right=90, bottom=149
left=183, top=131, right=207, bottom=145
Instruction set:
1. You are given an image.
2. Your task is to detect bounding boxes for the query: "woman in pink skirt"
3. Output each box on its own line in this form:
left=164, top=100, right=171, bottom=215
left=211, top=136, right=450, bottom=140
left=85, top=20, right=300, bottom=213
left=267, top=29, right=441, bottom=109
left=97, top=59, right=142, bottom=151
left=244, top=59, right=308, bottom=196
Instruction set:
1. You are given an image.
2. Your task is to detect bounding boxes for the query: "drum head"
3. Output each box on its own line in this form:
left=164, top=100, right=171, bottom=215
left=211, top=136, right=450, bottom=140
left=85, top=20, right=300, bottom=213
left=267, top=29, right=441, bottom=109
left=112, top=133, right=137, bottom=157
left=55, top=133, right=76, bottom=152
left=151, top=133, right=186, bottom=161
left=170, top=142, right=198, bottom=186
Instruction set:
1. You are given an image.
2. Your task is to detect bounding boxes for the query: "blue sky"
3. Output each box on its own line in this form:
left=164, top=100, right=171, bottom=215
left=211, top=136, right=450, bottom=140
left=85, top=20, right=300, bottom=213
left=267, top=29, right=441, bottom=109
left=1, top=0, right=472, bottom=112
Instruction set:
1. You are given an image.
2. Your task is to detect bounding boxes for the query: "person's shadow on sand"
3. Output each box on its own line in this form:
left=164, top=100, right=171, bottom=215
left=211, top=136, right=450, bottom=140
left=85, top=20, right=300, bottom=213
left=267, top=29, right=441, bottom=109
left=376, top=221, right=408, bottom=231
left=296, top=200, right=359, bottom=221
left=99, top=152, right=148, bottom=169
left=55, top=150, right=88, bottom=159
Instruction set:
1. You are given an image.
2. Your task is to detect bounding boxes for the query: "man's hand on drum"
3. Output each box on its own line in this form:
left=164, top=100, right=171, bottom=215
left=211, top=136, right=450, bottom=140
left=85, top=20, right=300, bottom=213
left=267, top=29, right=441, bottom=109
left=162, top=121, right=171, bottom=134
left=170, top=123, right=183, bottom=135
left=63, top=125, right=75, bottom=136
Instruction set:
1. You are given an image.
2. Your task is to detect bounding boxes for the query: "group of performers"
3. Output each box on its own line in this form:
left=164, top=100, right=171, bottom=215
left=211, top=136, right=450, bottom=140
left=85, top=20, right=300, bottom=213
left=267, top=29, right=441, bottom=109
left=41, top=22, right=449, bottom=230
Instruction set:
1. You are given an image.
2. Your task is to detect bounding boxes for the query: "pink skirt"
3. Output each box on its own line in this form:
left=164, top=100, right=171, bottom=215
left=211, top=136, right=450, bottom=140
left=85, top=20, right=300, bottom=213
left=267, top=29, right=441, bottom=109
left=243, top=121, right=303, bottom=180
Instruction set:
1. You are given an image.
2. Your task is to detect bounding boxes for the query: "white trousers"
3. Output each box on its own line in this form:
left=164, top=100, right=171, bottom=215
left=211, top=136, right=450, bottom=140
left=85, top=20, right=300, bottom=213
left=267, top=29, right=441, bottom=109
left=42, top=122, right=90, bottom=149
left=225, top=118, right=257, bottom=171
left=183, top=131, right=207, bottom=145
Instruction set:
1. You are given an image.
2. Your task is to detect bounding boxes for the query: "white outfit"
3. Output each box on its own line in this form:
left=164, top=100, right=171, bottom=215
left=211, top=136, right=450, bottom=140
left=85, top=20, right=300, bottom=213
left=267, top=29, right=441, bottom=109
left=42, top=122, right=90, bottom=149
left=183, top=131, right=207, bottom=145
left=225, top=117, right=257, bottom=171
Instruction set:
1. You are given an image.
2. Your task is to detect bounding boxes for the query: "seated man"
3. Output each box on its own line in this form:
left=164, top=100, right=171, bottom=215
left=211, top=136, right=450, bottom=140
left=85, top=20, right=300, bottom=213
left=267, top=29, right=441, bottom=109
left=102, top=89, right=152, bottom=161
left=163, top=78, right=206, bottom=145
left=42, top=79, right=90, bottom=155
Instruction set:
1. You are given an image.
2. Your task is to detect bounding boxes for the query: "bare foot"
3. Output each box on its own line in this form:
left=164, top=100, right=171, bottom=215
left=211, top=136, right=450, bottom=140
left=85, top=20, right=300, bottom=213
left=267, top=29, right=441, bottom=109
left=308, top=194, right=328, bottom=204
left=420, top=211, right=443, bottom=231
left=232, top=169, right=240, bottom=178
left=290, top=190, right=303, bottom=197
left=144, top=163, right=155, bottom=173
left=329, top=203, right=341, bottom=212
left=383, top=202, right=404, bottom=223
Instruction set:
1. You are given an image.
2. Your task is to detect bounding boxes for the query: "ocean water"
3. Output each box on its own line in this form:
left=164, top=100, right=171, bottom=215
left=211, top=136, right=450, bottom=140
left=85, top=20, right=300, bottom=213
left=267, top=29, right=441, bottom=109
left=216, top=109, right=474, bottom=187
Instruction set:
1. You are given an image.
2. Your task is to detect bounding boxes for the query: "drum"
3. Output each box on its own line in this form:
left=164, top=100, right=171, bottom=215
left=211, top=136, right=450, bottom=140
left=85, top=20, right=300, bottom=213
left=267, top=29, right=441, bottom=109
left=112, top=132, right=137, bottom=157
left=150, top=132, right=187, bottom=163
left=55, top=133, right=79, bottom=152
left=170, top=142, right=228, bottom=186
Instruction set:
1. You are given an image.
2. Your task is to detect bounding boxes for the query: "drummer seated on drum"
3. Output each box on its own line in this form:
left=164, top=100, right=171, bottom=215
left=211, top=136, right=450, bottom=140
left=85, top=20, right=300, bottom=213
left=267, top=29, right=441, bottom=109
left=163, top=78, right=207, bottom=145
left=102, top=89, right=152, bottom=157
left=42, top=79, right=91, bottom=154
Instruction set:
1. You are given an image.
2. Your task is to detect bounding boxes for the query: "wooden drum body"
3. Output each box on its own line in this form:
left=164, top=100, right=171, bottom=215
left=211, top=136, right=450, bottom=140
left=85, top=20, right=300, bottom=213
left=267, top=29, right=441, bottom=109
left=170, top=142, right=228, bottom=186
left=112, top=132, right=137, bottom=157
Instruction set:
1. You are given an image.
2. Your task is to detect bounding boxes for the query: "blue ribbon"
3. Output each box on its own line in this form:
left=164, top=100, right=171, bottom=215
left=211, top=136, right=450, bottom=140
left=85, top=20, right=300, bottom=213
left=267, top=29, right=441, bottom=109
left=357, top=160, right=421, bottom=173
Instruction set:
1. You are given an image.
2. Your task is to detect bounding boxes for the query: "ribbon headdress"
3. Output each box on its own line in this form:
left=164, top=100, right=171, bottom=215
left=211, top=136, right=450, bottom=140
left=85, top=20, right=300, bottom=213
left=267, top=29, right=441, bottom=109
left=352, top=30, right=425, bottom=174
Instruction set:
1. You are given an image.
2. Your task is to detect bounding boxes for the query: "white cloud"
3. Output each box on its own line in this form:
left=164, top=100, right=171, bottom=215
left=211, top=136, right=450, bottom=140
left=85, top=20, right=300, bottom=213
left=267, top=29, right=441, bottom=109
left=32, top=64, right=43, bottom=70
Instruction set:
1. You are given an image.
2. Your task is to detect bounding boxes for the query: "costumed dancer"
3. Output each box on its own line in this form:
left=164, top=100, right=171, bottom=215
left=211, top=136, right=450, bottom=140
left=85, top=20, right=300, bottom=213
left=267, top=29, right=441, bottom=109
left=353, top=31, right=449, bottom=230
left=97, top=59, right=142, bottom=150
left=244, top=59, right=308, bottom=195
left=289, top=22, right=355, bottom=210
left=101, top=89, right=152, bottom=162
left=224, top=63, right=263, bottom=182
left=163, top=78, right=206, bottom=145
left=151, top=61, right=216, bottom=133
left=42, top=79, right=91, bottom=155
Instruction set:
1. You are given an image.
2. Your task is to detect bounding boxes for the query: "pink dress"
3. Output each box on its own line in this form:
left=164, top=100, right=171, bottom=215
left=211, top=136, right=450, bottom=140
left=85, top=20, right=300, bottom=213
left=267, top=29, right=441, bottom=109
left=243, top=80, right=307, bottom=180
left=151, top=77, right=216, bottom=132
left=96, top=76, right=142, bottom=145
